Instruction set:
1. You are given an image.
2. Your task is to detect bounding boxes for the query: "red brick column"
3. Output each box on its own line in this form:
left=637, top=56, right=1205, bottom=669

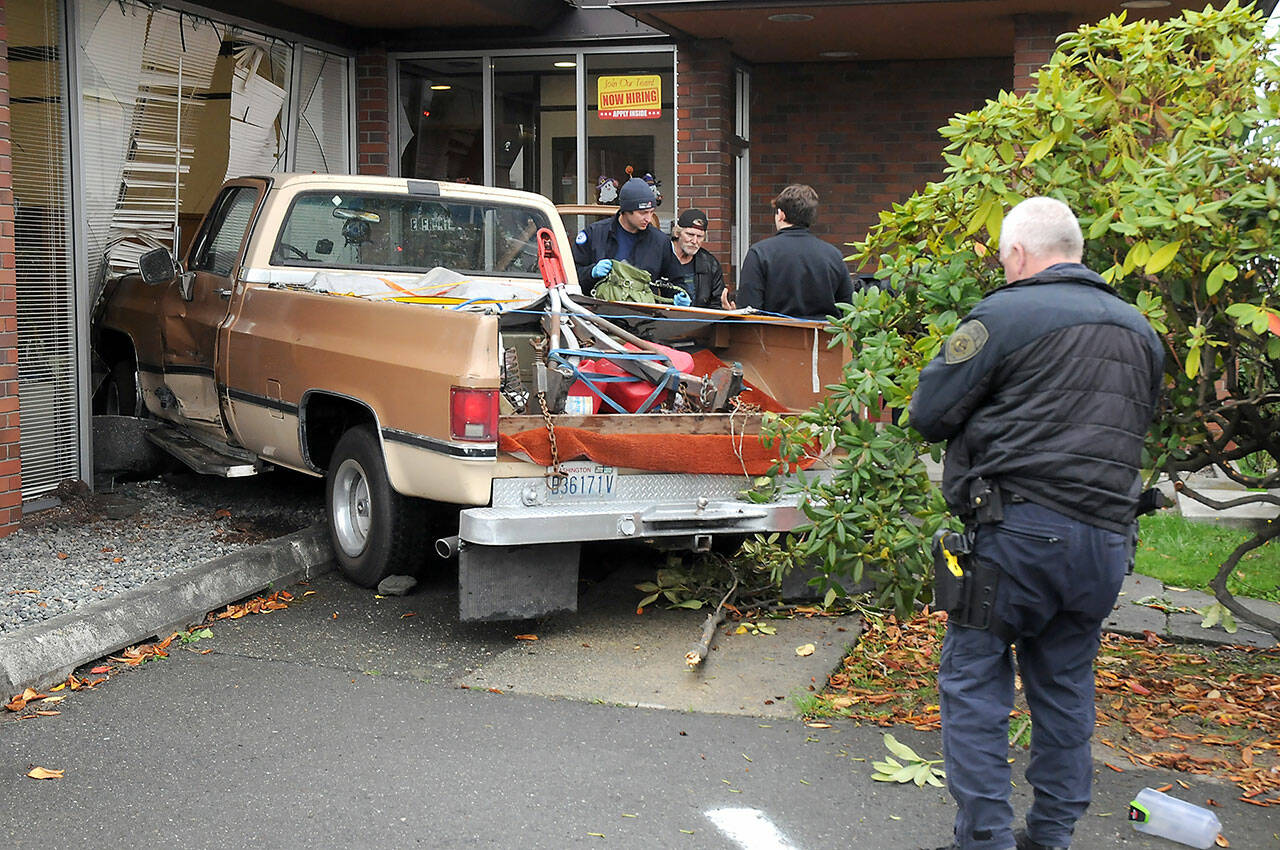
left=0, top=0, right=20, bottom=537
left=1013, top=14, right=1070, bottom=94
left=356, top=47, right=391, bottom=176
left=676, top=40, right=735, bottom=273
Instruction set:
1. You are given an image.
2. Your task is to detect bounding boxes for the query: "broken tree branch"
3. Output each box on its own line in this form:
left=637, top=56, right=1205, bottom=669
left=685, top=571, right=740, bottom=669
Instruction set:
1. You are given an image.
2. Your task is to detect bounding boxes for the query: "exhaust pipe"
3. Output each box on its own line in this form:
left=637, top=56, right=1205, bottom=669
left=435, top=535, right=461, bottom=559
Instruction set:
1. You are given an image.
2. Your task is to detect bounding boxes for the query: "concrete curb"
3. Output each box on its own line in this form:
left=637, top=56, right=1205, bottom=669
left=0, top=523, right=334, bottom=695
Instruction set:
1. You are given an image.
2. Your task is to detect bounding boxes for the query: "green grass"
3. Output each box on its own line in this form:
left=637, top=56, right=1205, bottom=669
left=1134, top=514, right=1280, bottom=602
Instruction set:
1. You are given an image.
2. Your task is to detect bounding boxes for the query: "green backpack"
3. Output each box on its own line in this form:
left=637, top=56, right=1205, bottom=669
left=591, top=260, right=672, bottom=304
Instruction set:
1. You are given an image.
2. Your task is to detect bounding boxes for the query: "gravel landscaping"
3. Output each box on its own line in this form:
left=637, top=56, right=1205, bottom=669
left=0, top=470, right=325, bottom=634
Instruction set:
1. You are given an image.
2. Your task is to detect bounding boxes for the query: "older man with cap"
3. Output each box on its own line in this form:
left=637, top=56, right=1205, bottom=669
left=664, top=208, right=727, bottom=308
left=571, top=176, right=685, bottom=296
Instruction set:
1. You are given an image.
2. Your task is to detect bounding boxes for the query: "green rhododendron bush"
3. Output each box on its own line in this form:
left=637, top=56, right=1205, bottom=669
left=767, top=1, right=1280, bottom=636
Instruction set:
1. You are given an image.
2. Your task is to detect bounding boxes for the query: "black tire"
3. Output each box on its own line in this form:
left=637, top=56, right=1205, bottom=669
left=325, top=425, right=428, bottom=587
left=97, top=359, right=140, bottom=416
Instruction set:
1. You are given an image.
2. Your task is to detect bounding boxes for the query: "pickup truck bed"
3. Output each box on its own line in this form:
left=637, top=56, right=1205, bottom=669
left=92, top=173, right=844, bottom=620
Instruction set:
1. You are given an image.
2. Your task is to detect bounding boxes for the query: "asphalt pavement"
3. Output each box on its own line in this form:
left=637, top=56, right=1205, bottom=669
left=2, top=470, right=1278, bottom=848
left=4, top=570, right=1275, bottom=849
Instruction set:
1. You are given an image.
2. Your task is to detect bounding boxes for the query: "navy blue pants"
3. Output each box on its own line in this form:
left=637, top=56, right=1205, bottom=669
left=938, top=502, right=1130, bottom=850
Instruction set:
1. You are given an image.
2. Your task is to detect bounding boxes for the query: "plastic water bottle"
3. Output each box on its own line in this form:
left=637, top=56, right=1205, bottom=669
left=1129, top=787, right=1221, bottom=848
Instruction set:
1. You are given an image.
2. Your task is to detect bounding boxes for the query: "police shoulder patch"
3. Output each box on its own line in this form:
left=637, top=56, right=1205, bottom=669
left=944, top=319, right=990, bottom=365
left=575, top=230, right=588, bottom=245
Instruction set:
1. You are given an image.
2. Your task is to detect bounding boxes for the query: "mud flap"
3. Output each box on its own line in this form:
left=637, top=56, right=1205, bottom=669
left=458, top=542, right=580, bottom=622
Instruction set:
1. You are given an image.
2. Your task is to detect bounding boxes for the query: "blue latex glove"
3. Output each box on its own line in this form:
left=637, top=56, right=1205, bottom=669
left=591, top=259, right=613, bottom=279
left=672, top=290, right=692, bottom=307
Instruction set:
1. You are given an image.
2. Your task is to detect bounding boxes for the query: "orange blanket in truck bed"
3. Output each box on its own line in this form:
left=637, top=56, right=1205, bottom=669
left=497, top=350, right=814, bottom=475
left=498, top=427, right=815, bottom=475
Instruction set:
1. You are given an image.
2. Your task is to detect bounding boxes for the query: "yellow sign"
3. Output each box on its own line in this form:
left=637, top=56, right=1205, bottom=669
left=597, top=75, right=662, bottom=120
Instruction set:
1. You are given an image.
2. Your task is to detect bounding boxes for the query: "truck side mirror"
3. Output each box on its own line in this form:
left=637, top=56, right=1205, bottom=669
left=139, top=247, right=177, bottom=285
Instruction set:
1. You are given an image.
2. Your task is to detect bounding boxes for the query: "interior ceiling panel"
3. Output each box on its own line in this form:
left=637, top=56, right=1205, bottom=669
left=604, top=1, right=1277, bottom=63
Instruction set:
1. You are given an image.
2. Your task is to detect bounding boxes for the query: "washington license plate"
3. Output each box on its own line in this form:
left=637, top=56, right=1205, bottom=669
left=546, top=461, right=616, bottom=499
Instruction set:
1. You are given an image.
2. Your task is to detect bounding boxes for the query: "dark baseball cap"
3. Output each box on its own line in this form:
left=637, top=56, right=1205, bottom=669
left=678, top=209, right=709, bottom=231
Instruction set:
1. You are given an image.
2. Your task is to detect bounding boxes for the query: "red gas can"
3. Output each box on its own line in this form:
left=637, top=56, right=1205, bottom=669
left=591, top=344, right=695, bottom=413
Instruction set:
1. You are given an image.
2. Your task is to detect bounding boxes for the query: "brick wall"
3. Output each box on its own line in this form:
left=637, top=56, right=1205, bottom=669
left=748, top=57, right=1010, bottom=267
left=0, top=0, right=19, bottom=537
left=1013, top=14, right=1070, bottom=94
left=356, top=47, right=391, bottom=176
left=676, top=40, right=735, bottom=269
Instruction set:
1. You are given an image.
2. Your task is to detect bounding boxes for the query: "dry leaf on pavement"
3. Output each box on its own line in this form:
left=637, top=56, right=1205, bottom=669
left=796, top=644, right=815, bottom=657
left=26, top=767, right=64, bottom=780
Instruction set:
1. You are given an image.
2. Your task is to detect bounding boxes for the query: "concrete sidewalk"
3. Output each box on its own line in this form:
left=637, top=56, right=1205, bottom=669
left=1105, top=572, right=1279, bottom=649
left=0, top=523, right=333, bottom=695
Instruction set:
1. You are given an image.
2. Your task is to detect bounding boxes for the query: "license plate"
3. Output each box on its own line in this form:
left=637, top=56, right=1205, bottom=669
left=546, top=461, right=616, bottom=499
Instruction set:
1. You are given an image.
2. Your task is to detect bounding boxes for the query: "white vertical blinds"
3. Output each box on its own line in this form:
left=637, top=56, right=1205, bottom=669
left=7, top=0, right=354, bottom=498
left=225, top=41, right=289, bottom=180
left=294, top=47, right=350, bottom=174
left=11, top=0, right=78, bottom=498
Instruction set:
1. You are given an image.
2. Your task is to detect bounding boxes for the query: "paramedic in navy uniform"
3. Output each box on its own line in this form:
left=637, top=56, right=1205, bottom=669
left=571, top=177, right=685, bottom=296
left=909, top=197, right=1163, bottom=850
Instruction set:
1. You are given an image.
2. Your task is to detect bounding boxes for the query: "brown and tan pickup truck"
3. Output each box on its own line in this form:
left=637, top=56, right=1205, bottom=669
left=93, top=173, right=844, bottom=620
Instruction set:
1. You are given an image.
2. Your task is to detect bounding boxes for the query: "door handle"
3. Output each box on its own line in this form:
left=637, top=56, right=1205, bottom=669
left=215, top=288, right=233, bottom=298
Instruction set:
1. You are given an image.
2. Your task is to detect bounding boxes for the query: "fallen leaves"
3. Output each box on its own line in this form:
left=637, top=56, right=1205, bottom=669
left=26, top=767, right=64, bottom=780
left=795, top=643, right=815, bottom=657
left=108, top=634, right=175, bottom=666
left=514, top=634, right=538, bottom=641
left=5, top=688, right=48, bottom=712
left=809, top=611, right=1280, bottom=805
left=213, top=590, right=293, bottom=621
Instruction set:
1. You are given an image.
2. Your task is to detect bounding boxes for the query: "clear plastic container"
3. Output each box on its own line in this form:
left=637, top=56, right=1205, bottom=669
left=1129, top=787, right=1222, bottom=848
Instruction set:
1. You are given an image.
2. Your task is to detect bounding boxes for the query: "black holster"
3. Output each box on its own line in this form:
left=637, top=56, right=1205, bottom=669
left=931, top=528, right=1000, bottom=631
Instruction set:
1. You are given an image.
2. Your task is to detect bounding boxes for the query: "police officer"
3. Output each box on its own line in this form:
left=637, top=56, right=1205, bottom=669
left=571, top=176, right=684, bottom=296
left=909, top=197, right=1164, bottom=850
left=664, top=208, right=726, bottom=308
left=732, top=184, right=852, bottom=318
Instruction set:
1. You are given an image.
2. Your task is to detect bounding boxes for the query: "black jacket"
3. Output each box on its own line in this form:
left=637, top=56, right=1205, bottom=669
left=736, top=227, right=853, bottom=319
left=909, top=263, right=1164, bottom=532
left=571, top=216, right=685, bottom=294
left=663, top=246, right=725, bottom=308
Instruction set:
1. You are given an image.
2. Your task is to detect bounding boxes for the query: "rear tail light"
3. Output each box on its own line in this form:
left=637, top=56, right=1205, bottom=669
left=450, top=387, right=498, bottom=442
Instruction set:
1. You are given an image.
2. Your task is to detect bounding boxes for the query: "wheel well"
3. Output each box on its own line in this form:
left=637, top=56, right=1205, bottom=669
left=92, top=329, right=137, bottom=410
left=95, top=328, right=136, bottom=373
left=301, top=393, right=377, bottom=471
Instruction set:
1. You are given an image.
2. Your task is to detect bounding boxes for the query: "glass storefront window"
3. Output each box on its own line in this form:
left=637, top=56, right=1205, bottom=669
left=491, top=55, right=576, bottom=196
left=586, top=54, right=675, bottom=229
left=395, top=49, right=675, bottom=215
left=398, top=58, right=484, bottom=184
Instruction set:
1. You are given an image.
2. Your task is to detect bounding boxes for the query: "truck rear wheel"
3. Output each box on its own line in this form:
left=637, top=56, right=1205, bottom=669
left=325, top=425, right=427, bottom=587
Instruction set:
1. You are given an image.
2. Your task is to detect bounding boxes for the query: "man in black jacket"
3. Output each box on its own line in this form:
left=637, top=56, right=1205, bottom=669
left=909, top=197, right=1164, bottom=850
left=664, top=208, right=726, bottom=308
left=570, top=177, right=684, bottom=295
left=732, top=184, right=852, bottom=318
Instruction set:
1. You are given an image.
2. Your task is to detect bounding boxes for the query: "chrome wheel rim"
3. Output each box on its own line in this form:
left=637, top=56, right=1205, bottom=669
left=332, top=457, right=371, bottom=557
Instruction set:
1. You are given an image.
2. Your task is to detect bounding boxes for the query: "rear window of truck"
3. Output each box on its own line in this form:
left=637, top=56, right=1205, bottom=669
left=272, top=192, right=553, bottom=277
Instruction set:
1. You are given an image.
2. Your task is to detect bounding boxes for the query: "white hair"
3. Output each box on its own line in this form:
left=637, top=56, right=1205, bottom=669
left=999, top=196, right=1084, bottom=263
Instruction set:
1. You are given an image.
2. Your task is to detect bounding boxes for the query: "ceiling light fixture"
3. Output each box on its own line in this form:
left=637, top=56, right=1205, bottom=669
left=554, top=61, right=577, bottom=68
left=768, top=12, right=814, bottom=22
left=430, top=84, right=452, bottom=91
